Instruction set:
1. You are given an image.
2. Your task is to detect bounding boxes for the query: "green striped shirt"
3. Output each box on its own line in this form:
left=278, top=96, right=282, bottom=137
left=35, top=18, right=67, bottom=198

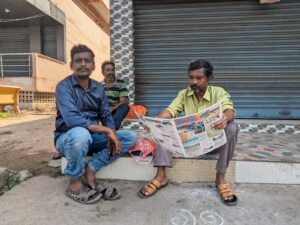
left=102, top=79, right=128, bottom=106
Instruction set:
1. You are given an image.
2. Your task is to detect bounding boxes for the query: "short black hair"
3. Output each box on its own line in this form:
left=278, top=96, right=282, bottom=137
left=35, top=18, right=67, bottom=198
left=188, top=59, right=214, bottom=79
left=70, top=44, right=95, bottom=62
left=101, top=60, right=115, bottom=71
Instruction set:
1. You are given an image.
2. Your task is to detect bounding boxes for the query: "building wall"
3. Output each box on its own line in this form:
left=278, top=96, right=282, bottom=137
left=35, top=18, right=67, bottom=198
left=110, top=0, right=135, bottom=103
left=1, top=0, right=110, bottom=93
left=49, top=0, right=110, bottom=82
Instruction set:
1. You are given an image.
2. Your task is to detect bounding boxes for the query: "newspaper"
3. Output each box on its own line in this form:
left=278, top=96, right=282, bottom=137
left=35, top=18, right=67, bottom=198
left=137, top=103, right=227, bottom=158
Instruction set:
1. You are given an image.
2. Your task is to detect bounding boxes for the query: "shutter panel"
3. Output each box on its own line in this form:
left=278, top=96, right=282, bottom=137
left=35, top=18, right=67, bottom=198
left=134, top=0, right=300, bottom=119
left=42, top=26, right=57, bottom=59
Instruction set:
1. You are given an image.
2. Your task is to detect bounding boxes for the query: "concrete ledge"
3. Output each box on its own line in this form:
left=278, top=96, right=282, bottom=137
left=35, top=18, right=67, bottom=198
left=62, top=157, right=300, bottom=184
left=61, top=157, right=235, bottom=183
left=236, top=161, right=300, bottom=184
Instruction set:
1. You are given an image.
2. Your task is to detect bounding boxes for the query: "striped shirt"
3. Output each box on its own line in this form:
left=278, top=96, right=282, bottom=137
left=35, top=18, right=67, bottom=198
left=102, top=79, right=129, bottom=106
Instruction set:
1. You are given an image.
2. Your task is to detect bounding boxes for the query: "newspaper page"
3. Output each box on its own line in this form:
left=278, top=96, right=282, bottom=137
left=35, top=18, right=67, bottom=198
left=137, top=103, right=227, bottom=157
left=137, top=115, right=186, bottom=156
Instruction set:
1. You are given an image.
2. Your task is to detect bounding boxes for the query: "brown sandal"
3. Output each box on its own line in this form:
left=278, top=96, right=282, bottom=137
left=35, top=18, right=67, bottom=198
left=216, top=183, right=238, bottom=206
left=138, top=178, right=168, bottom=198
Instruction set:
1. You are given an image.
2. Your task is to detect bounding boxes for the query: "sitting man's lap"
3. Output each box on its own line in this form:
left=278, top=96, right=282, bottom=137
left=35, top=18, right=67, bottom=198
left=56, top=127, right=136, bottom=178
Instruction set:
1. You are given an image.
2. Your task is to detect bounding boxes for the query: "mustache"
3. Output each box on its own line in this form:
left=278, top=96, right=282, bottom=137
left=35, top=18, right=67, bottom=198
left=77, top=67, right=88, bottom=71
left=191, top=84, right=201, bottom=93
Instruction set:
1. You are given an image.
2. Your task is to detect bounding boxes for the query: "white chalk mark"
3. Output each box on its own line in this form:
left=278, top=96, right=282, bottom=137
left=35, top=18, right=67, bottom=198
left=237, top=206, right=249, bottom=214
left=275, top=212, right=279, bottom=217
left=171, top=209, right=196, bottom=225
left=199, top=211, right=224, bottom=225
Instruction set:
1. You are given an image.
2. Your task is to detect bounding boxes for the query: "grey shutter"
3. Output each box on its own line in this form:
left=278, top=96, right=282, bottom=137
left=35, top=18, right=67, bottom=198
left=0, top=27, right=30, bottom=53
left=133, top=0, right=300, bottom=119
left=42, top=26, right=57, bottom=59
left=0, top=27, right=30, bottom=77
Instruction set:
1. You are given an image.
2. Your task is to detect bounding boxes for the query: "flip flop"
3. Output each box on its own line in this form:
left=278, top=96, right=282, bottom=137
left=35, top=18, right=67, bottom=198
left=65, top=185, right=102, bottom=204
left=216, top=183, right=238, bottom=206
left=95, top=185, right=121, bottom=200
left=82, top=176, right=121, bottom=200
left=138, top=178, right=168, bottom=198
left=52, top=153, right=62, bottom=160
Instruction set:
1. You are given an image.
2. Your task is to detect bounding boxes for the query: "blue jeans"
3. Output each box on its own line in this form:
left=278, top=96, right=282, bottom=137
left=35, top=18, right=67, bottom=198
left=55, top=127, right=137, bottom=179
left=112, top=103, right=130, bottom=130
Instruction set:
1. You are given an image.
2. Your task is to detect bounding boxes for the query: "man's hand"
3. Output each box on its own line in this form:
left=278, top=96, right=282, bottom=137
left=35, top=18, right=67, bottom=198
left=110, top=106, right=117, bottom=112
left=211, top=113, right=228, bottom=130
left=107, top=129, right=121, bottom=157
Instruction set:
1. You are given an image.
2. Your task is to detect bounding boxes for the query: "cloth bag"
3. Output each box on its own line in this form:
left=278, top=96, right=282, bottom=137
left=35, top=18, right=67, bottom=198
left=129, top=137, right=156, bottom=164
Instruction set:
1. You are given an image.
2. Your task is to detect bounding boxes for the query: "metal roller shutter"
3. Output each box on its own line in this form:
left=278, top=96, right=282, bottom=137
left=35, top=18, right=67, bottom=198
left=0, top=27, right=30, bottom=53
left=42, top=26, right=57, bottom=59
left=133, top=0, right=300, bottom=119
left=0, top=28, right=30, bottom=77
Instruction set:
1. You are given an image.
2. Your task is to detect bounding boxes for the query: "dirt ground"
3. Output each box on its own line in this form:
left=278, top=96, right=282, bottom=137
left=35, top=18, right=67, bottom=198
left=0, top=112, right=57, bottom=173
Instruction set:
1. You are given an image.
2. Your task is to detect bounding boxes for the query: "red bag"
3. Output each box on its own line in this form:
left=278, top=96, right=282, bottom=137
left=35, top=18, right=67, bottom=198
left=129, top=138, right=156, bottom=164
left=126, top=105, right=147, bottom=119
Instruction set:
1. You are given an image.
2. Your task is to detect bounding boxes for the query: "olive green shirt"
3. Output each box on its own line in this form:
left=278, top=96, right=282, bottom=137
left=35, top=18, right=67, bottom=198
left=166, top=85, right=235, bottom=117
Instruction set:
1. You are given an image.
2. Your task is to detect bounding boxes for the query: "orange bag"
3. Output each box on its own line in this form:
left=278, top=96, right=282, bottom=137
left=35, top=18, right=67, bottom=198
left=129, top=137, right=156, bottom=164
left=126, top=105, right=147, bottom=119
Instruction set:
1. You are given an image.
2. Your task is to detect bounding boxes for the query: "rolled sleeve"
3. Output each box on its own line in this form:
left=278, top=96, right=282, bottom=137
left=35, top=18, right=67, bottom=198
left=166, top=90, right=185, bottom=117
left=217, top=88, right=236, bottom=113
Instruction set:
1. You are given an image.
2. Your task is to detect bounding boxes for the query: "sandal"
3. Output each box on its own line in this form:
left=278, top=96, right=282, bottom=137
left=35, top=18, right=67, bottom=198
left=52, top=153, right=62, bottom=160
left=138, top=178, right=168, bottom=198
left=94, top=185, right=121, bottom=200
left=65, top=185, right=102, bottom=204
left=82, top=176, right=121, bottom=200
left=216, top=183, right=238, bottom=206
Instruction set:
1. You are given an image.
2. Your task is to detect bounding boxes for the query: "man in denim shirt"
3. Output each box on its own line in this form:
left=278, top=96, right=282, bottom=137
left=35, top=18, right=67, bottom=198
left=55, top=44, right=137, bottom=204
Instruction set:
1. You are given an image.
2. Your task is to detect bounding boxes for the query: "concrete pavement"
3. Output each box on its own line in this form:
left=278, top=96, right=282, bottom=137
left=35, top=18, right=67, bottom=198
left=0, top=176, right=299, bottom=225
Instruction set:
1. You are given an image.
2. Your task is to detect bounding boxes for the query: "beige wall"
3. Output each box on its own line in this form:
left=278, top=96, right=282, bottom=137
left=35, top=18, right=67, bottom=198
left=35, top=53, right=68, bottom=92
left=40, top=0, right=110, bottom=89
left=0, top=78, right=35, bottom=91
left=1, top=1, right=110, bottom=92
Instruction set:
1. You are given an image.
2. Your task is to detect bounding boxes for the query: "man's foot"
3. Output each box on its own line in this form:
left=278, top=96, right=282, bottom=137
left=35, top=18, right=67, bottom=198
left=216, top=183, right=238, bottom=206
left=66, top=185, right=102, bottom=204
left=66, top=179, right=102, bottom=204
left=84, top=166, right=120, bottom=200
left=138, top=177, right=168, bottom=198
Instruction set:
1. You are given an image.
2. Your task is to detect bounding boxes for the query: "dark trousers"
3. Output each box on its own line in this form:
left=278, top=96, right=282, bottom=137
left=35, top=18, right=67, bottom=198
left=112, top=103, right=130, bottom=130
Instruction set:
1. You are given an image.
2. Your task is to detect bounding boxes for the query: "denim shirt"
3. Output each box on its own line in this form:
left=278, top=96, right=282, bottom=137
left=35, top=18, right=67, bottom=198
left=54, top=75, right=115, bottom=143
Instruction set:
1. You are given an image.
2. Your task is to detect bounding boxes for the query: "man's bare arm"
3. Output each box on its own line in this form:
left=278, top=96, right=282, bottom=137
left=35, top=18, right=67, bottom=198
left=156, top=109, right=173, bottom=119
left=110, top=97, right=128, bottom=112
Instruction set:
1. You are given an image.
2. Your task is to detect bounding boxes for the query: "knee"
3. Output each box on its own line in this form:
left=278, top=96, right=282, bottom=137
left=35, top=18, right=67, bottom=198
left=127, top=131, right=137, bottom=145
left=66, top=127, right=92, bottom=152
left=119, top=130, right=137, bottom=146
left=225, top=122, right=239, bottom=140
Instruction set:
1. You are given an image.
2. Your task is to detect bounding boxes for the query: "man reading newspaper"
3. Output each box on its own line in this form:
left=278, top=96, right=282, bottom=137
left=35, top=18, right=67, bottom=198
left=138, top=59, right=239, bottom=206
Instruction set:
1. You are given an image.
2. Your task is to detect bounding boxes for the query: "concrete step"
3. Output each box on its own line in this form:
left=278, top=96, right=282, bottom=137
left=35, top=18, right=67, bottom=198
left=61, top=156, right=300, bottom=184
left=61, top=119, right=300, bottom=184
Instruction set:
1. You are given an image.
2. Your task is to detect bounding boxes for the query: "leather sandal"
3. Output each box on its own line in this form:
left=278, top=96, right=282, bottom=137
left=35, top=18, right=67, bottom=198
left=216, top=183, right=238, bottom=206
left=65, top=185, right=102, bottom=204
left=138, top=178, right=168, bottom=198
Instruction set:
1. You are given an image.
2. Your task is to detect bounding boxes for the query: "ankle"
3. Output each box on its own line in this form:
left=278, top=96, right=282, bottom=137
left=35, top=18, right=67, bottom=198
left=215, top=172, right=226, bottom=185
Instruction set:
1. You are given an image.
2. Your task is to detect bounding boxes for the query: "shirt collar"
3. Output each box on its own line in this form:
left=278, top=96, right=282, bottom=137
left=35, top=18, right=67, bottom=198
left=71, top=75, right=98, bottom=90
left=187, top=86, right=211, bottom=101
